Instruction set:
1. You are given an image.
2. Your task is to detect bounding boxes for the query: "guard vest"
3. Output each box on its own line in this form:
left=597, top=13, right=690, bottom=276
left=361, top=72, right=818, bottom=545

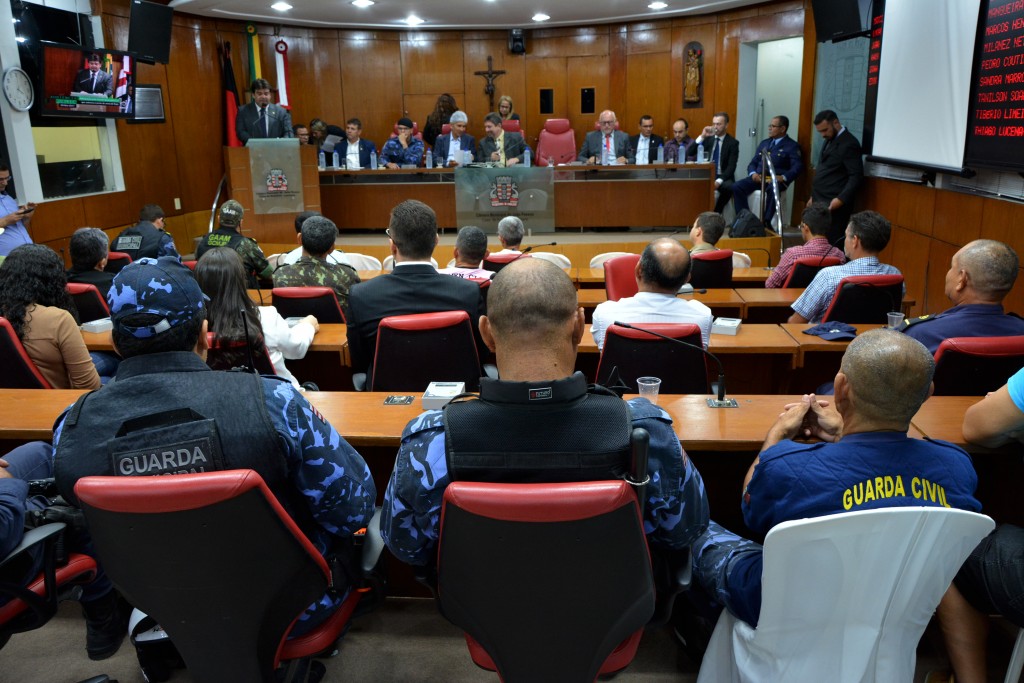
left=443, top=373, right=632, bottom=483
left=54, top=352, right=309, bottom=528
left=113, top=221, right=164, bottom=261
left=195, top=229, right=245, bottom=260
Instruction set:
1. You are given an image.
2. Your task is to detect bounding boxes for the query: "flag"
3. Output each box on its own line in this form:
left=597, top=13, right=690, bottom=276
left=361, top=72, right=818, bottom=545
left=274, top=40, right=290, bottom=109
left=245, top=23, right=261, bottom=82
left=115, top=55, right=131, bottom=98
left=222, top=42, right=242, bottom=147
left=102, top=53, right=113, bottom=75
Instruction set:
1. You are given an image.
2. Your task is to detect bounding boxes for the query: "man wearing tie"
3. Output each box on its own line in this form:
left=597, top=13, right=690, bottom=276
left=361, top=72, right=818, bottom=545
left=629, top=115, right=664, bottom=165
left=731, top=115, right=804, bottom=225
left=579, top=111, right=633, bottom=165
left=478, top=112, right=526, bottom=166
left=234, top=78, right=294, bottom=145
left=73, top=53, right=113, bottom=96
left=808, top=109, right=863, bottom=244
left=688, top=112, right=739, bottom=213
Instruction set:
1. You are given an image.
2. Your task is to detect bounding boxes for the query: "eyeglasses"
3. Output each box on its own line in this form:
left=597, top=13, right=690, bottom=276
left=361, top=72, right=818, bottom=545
left=386, top=228, right=400, bottom=247
left=599, top=120, right=616, bottom=126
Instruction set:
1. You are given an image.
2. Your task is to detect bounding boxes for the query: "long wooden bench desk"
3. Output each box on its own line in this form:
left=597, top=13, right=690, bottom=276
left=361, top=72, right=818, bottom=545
left=574, top=266, right=770, bottom=286
left=738, top=288, right=916, bottom=323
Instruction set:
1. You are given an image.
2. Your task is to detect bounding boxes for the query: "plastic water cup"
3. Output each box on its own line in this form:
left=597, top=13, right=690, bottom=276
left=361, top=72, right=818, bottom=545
left=637, top=376, right=662, bottom=404
left=887, top=312, right=903, bottom=329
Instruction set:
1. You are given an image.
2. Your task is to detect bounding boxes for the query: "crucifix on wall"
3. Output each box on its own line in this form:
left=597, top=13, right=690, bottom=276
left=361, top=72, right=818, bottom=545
left=474, top=56, right=506, bottom=112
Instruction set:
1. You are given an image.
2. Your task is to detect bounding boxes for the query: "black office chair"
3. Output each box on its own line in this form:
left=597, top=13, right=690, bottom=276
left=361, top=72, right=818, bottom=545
left=932, top=336, right=1024, bottom=396
left=690, top=250, right=733, bottom=289
left=66, top=283, right=111, bottom=323
left=821, top=274, right=904, bottom=324
left=367, top=311, right=482, bottom=391
left=271, top=287, right=346, bottom=323
left=782, top=256, right=843, bottom=288
left=596, top=323, right=709, bottom=394
left=0, top=317, right=52, bottom=389
left=103, top=252, right=132, bottom=274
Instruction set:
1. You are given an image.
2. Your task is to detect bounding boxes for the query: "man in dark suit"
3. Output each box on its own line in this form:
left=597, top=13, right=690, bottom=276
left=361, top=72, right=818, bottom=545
left=478, top=112, right=526, bottom=166
left=731, top=115, right=804, bottom=225
left=628, top=115, right=664, bottom=165
left=347, top=200, right=483, bottom=376
left=808, top=109, right=864, bottom=244
left=234, top=78, right=294, bottom=145
left=73, top=53, right=112, bottom=96
left=578, top=110, right=634, bottom=165
left=688, top=112, right=739, bottom=213
left=433, top=111, right=477, bottom=167
left=336, top=118, right=377, bottom=169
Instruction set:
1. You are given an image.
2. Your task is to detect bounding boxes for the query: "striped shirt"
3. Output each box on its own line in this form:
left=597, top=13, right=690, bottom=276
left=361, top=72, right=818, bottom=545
left=765, top=237, right=846, bottom=288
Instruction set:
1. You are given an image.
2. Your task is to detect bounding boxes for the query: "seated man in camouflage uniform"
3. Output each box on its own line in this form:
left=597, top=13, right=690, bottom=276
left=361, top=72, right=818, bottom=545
left=195, top=200, right=273, bottom=287
left=272, top=215, right=360, bottom=321
left=381, top=258, right=709, bottom=567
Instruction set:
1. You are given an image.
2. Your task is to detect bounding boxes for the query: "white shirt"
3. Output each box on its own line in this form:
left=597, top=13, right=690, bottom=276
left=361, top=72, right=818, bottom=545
left=279, top=246, right=352, bottom=267
left=636, top=135, right=650, bottom=165
left=346, top=140, right=361, bottom=169
left=257, top=306, right=316, bottom=388
left=447, top=134, right=462, bottom=165
left=590, top=291, right=713, bottom=350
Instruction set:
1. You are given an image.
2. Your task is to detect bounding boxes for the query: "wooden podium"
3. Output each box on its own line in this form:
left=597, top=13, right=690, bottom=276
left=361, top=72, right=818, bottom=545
left=223, top=144, right=321, bottom=244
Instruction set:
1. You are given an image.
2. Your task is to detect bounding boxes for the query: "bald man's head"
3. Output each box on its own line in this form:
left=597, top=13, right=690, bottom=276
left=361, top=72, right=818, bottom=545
left=638, top=238, right=692, bottom=293
left=839, top=330, right=934, bottom=427
left=487, top=258, right=578, bottom=345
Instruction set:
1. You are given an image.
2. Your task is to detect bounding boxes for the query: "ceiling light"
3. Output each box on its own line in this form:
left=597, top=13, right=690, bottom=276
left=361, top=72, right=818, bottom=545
left=271, top=1, right=292, bottom=10
left=532, top=13, right=550, bottom=21
left=351, top=0, right=374, bottom=7
left=649, top=1, right=668, bottom=8
left=405, top=15, right=425, bottom=26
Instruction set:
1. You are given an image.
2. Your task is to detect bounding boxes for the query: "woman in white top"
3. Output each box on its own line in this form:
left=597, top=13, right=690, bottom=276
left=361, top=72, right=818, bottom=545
left=195, top=248, right=318, bottom=388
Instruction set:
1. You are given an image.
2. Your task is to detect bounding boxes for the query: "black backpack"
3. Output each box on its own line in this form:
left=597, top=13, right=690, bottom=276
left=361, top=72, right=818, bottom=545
left=731, top=209, right=766, bottom=238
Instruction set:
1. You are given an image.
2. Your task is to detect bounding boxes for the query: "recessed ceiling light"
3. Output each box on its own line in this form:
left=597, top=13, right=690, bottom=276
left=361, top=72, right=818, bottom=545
left=532, top=13, right=550, bottom=21
left=351, top=0, right=374, bottom=7
left=271, top=1, right=292, bottom=11
left=405, top=15, right=425, bottom=26
left=649, top=1, right=668, bottom=8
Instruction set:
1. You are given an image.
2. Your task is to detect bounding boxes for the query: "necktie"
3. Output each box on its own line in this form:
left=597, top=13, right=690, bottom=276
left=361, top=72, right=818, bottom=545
left=498, top=134, right=506, bottom=166
left=605, top=135, right=612, bottom=164
left=711, top=137, right=721, bottom=171
left=91, top=73, right=96, bottom=91
left=259, top=107, right=267, bottom=137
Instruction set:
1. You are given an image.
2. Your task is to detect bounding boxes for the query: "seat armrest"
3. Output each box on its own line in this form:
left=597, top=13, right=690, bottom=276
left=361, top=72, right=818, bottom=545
left=0, top=523, right=65, bottom=570
left=360, top=508, right=385, bottom=574
left=352, top=373, right=367, bottom=392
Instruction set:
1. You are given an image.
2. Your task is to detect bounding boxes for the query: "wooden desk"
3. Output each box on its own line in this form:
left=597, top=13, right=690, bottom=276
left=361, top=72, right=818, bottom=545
left=576, top=288, right=746, bottom=316
left=579, top=323, right=797, bottom=365
left=573, top=266, right=769, bottom=286
left=910, top=396, right=980, bottom=445
left=779, top=323, right=885, bottom=366
left=739, top=288, right=916, bottom=323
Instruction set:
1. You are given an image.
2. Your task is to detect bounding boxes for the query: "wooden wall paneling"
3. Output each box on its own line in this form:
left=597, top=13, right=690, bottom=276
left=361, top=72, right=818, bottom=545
left=339, top=35, right=404, bottom=152
left=402, top=93, right=467, bottom=143
left=281, top=33, right=345, bottom=131
left=624, top=52, right=672, bottom=143
left=886, top=225, right=933, bottom=317
left=607, top=26, right=629, bottom=130
left=932, top=188, right=983, bottom=246
left=566, top=55, right=610, bottom=151
left=922, top=239, right=959, bottom=317
left=980, top=194, right=1024, bottom=258
left=462, top=37, right=526, bottom=136
left=526, top=57, right=568, bottom=144
left=793, top=1, right=816, bottom=205
left=528, top=27, right=609, bottom=60
left=401, top=33, right=465, bottom=96
left=895, top=183, right=936, bottom=237
left=29, top=198, right=87, bottom=244
left=82, top=192, right=132, bottom=230
left=863, top=177, right=901, bottom=220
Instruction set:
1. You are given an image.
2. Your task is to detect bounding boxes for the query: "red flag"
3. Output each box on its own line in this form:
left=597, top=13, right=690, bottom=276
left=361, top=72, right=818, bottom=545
left=222, top=42, right=241, bottom=147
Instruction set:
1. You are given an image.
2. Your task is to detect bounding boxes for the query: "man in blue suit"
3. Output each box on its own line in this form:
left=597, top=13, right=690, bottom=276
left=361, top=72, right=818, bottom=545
left=731, top=115, right=803, bottom=226
left=336, top=118, right=377, bottom=170
left=432, top=111, right=477, bottom=167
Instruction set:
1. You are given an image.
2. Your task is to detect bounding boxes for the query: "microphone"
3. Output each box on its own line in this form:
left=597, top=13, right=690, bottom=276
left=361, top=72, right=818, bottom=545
left=515, top=241, right=558, bottom=259
left=742, top=247, right=773, bottom=269
left=816, top=232, right=847, bottom=268
left=612, top=321, right=738, bottom=408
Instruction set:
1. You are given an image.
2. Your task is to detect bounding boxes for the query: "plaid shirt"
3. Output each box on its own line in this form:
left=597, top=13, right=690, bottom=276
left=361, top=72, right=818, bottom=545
left=791, top=256, right=902, bottom=323
left=766, top=237, right=846, bottom=288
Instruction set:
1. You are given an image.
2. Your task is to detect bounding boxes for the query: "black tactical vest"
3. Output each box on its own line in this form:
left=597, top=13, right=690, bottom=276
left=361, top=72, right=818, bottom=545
left=113, top=221, right=164, bottom=261
left=194, top=229, right=244, bottom=260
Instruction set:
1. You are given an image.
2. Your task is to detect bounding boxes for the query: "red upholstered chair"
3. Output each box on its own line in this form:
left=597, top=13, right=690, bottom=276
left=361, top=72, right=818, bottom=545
left=781, top=256, right=843, bottom=288
left=0, top=316, right=52, bottom=389
left=690, top=249, right=734, bottom=289
left=391, top=121, right=423, bottom=141
left=483, top=251, right=528, bottom=274
left=271, top=287, right=345, bottom=323
left=103, top=252, right=132, bottom=274
left=369, top=310, right=482, bottom=392
left=536, top=118, right=578, bottom=167
left=501, top=119, right=521, bottom=134
left=932, top=336, right=1024, bottom=396
left=74, top=470, right=368, bottom=683
left=603, top=254, right=640, bottom=302
left=206, top=332, right=277, bottom=376
left=596, top=323, right=709, bottom=394
left=183, top=260, right=198, bottom=271
left=441, top=123, right=451, bottom=136
left=66, top=283, right=110, bottom=323
left=821, top=274, right=905, bottom=324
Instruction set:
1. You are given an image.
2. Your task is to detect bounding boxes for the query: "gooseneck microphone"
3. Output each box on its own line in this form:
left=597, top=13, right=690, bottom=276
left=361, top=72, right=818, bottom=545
left=512, top=241, right=558, bottom=261
left=742, top=247, right=774, bottom=269
left=612, top=321, right=738, bottom=408
left=815, top=232, right=847, bottom=268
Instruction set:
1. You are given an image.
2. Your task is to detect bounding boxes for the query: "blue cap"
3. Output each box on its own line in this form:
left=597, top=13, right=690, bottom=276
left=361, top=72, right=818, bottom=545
left=108, top=256, right=207, bottom=338
left=802, top=322, right=857, bottom=341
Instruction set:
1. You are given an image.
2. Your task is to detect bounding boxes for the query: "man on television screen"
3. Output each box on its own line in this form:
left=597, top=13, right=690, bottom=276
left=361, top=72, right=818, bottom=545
left=74, top=53, right=112, bottom=96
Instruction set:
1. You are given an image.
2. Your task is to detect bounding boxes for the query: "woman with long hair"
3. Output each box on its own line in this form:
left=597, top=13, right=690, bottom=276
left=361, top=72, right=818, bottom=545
left=194, top=247, right=318, bottom=388
left=497, top=95, right=520, bottom=121
left=0, top=244, right=100, bottom=389
left=422, top=93, right=459, bottom=147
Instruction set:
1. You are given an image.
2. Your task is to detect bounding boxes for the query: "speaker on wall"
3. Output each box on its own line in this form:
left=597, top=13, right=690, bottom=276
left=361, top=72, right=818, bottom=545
left=508, top=29, right=526, bottom=54
left=810, top=0, right=872, bottom=43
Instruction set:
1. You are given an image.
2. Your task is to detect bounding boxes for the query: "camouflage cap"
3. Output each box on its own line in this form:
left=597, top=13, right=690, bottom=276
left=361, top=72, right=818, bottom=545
left=219, top=199, right=244, bottom=228
left=108, top=256, right=207, bottom=338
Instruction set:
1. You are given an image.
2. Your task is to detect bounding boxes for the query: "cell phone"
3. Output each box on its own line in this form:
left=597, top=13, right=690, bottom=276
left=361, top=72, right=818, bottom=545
left=384, top=395, right=414, bottom=405
left=20, top=207, right=35, bottom=214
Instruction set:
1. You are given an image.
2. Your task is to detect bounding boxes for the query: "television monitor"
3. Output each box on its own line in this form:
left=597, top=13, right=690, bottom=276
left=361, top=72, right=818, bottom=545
left=127, top=0, right=174, bottom=65
left=40, top=43, right=136, bottom=119
left=811, top=0, right=875, bottom=42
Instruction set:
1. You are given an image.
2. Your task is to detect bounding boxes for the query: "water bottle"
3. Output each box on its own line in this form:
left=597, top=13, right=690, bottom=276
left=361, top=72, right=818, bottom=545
left=656, top=144, right=664, bottom=164
left=331, top=151, right=340, bottom=168
left=465, top=150, right=473, bottom=165
left=426, top=151, right=433, bottom=168
left=523, top=148, right=531, bottom=168
left=547, top=156, right=554, bottom=168
left=697, top=142, right=705, bottom=164
left=370, top=151, right=378, bottom=170
left=601, top=145, right=610, bottom=166
left=318, top=151, right=326, bottom=169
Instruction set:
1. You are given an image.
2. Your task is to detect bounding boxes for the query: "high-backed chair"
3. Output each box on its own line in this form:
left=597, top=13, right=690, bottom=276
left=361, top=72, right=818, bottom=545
left=782, top=256, right=843, bottom=288
left=366, top=310, right=482, bottom=392
left=66, top=283, right=111, bottom=323
left=206, top=332, right=277, bottom=376
left=530, top=251, right=571, bottom=268
left=820, top=274, right=904, bottom=324
left=596, top=323, right=709, bottom=394
left=271, top=287, right=345, bottom=323
left=603, top=254, right=640, bottom=301
left=182, top=260, right=198, bottom=271
left=589, top=252, right=633, bottom=268
left=536, top=119, right=577, bottom=166
left=932, top=336, right=1024, bottom=396
left=391, top=121, right=421, bottom=139
left=441, top=123, right=451, bottom=136
left=0, top=316, right=52, bottom=389
left=696, top=507, right=994, bottom=683
left=501, top=119, right=521, bottom=134
left=103, top=252, right=132, bottom=274
left=690, top=250, right=733, bottom=289
left=74, top=470, right=367, bottom=683
left=483, top=252, right=527, bottom=274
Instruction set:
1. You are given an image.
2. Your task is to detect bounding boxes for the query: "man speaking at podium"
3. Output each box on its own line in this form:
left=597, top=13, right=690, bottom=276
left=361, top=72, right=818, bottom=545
left=74, top=53, right=112, bottom=96
left=235, top=78, right=294, bottom=144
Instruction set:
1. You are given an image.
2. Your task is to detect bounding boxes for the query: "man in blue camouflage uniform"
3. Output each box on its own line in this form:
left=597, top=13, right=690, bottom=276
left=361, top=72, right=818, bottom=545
left=272, top=215, right=360, bottom=320
left=195, top=200, right=274, bottom=287
left=380, top=117, right=425, bottom=169
left=52, top=256, right=376, bottom=635
left=381, top=258, right=709, bottom=567
left=692, top=330, right=981, bottom=628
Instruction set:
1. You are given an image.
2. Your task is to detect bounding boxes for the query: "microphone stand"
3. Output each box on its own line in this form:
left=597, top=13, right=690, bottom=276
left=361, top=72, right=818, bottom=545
left=612, top=321, right=738, bottom=408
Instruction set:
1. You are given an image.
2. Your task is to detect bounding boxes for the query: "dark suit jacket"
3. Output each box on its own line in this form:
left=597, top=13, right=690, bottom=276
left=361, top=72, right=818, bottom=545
left=628, top=134, right=665, bottom=164
left=335, top=138, right=378, bottom=169
left=433, top=133, right=478, bottom=166
left=578, top=130, right=635, bottom=164
left=811, top=129, right=864, bottom=206
left=235, top=102, right=294, bottom=144
left=74, top=69, right=112, bottom=96
left=688, top=133, right=739, bottom=182
left=66, top=268, right=115, bottom=296
left=347, top=264, right=483, bottom=374
left=478, top=132, right=526, bottom=165
left=744, top=135, right=804, bottom=184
